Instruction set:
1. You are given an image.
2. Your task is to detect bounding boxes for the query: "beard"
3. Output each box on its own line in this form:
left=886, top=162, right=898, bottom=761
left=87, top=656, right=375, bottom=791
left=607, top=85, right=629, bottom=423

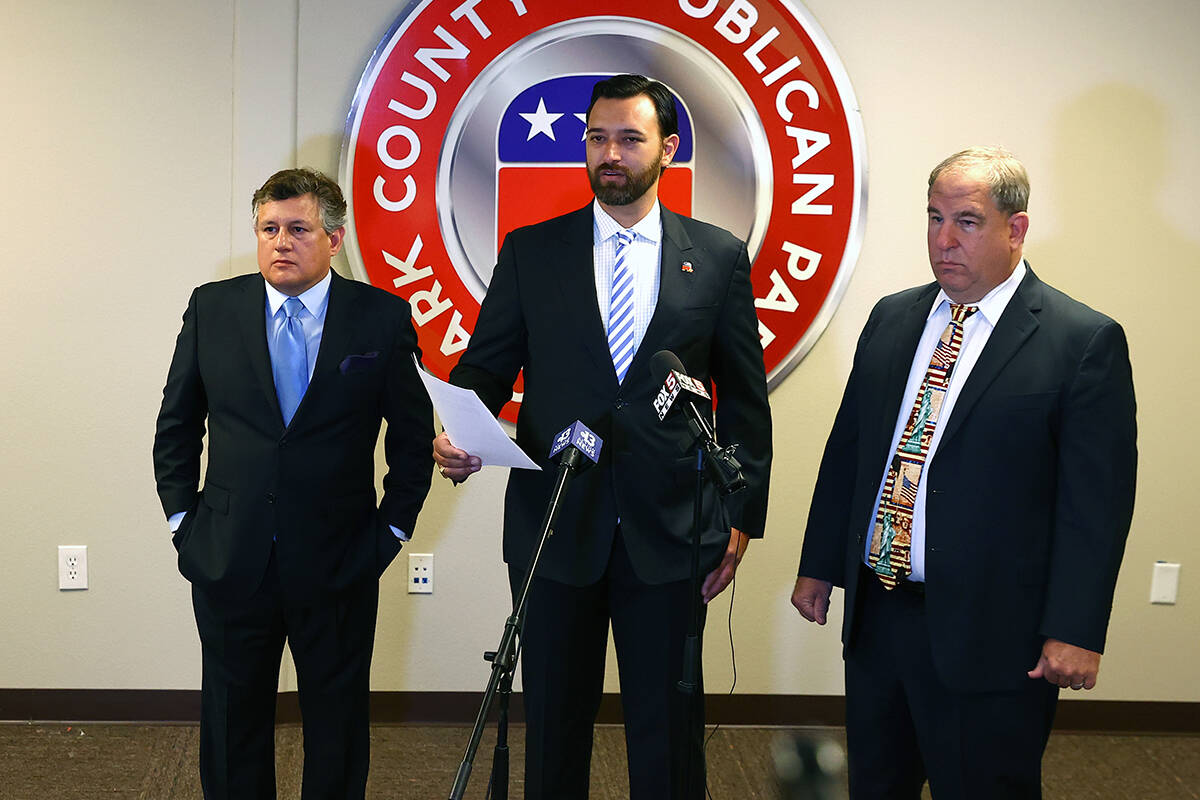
left=588, top=159, right=661, bottom=206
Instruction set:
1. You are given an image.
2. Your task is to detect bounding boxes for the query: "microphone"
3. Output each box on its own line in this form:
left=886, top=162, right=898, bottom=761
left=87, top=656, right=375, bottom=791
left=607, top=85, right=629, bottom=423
left=548, top=420, right=603, bottom=474
left=651, top=350, right=717, bottom=440
left=650, top=350, right=745, bottom=495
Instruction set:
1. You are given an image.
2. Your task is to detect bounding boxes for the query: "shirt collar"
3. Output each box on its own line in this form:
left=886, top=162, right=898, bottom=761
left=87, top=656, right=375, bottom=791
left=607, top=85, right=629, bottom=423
left=264, top=269, right=332, bottom=319
left=928, top=259, right=1027, bottom=326
left=592, top=198, right=662, bottom=245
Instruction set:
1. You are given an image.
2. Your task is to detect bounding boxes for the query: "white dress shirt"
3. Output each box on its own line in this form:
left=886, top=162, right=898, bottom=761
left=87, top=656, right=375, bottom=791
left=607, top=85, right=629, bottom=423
left=592, top=198, right=662, bottom=365
left=864, top=260, right=1028, bottom=581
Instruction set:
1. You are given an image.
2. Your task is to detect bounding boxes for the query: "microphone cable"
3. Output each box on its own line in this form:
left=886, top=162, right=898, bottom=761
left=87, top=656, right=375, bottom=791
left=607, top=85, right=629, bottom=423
left=703, top=568, right=739, bottom=800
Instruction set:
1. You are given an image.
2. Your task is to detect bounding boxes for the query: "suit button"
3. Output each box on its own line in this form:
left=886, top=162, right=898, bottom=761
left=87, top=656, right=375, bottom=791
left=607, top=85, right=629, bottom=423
left=266, top=492, right=275, bottom=504
left=614, top=399, right=627, bottom=410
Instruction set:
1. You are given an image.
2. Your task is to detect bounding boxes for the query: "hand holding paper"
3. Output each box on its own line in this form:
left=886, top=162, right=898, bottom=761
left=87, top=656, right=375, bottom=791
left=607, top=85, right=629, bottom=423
left=433, top=431, right=481, bottom=483
left=414, top=357, right=540, bottom=482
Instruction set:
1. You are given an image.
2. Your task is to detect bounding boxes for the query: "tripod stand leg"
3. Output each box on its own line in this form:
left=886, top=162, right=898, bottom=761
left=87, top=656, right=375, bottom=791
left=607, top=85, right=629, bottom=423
left=489, top=670, right=512, bottom=800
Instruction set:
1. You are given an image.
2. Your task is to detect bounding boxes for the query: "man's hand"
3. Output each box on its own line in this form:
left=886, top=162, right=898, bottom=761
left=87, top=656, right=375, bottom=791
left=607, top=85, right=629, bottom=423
left=700, top=528, right=749, bottom=603
left=1027, top=638, right=1102, bottom=690
left=432, top=431, right=481, bottom=484
left=791, top=576, right=833, bottom=625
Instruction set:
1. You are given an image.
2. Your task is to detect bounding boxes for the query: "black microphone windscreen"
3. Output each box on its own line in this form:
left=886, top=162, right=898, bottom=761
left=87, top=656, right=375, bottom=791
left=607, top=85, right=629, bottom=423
left=651, top=349, right=686, bottom=383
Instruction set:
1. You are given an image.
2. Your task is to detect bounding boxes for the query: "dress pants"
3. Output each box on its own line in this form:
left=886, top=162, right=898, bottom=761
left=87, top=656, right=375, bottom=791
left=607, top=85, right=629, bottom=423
left=509, top=527, right=707, bottom=799
left=844, top=566, right=1059, bottom=799
left=191, top=547, right=380, bottom=800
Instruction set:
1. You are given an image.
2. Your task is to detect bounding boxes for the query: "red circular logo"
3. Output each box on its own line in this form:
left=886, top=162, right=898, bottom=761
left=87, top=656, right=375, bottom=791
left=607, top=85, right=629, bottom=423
left=341, top=1, right=865, bottom=422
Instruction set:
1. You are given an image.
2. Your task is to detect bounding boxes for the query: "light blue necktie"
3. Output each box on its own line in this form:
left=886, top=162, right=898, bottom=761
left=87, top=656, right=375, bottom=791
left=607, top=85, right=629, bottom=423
left=274, top=297, right=308, bottom=426
left=606, top=230, right=636, bottom=383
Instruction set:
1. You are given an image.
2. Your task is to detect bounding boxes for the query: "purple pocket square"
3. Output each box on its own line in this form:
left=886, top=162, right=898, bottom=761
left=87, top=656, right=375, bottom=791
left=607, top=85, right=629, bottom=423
left=339, top=351, right=380, bottom=374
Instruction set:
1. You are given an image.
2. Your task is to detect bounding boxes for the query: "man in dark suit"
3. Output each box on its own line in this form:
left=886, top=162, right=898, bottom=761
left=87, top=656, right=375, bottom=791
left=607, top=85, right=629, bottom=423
left=434, top=74, right=772, bottom=798
left=153, top=168, right=433, bottom=799
left=791, top=146, right=1137, bottom=799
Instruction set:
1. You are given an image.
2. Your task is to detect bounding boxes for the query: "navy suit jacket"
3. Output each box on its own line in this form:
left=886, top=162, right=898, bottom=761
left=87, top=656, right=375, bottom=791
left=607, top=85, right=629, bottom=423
left=798, top=266, right=1137, bottom=691
left=153, top=270, right=434, bottom=602
left=451, top=204, right=773, bottom=586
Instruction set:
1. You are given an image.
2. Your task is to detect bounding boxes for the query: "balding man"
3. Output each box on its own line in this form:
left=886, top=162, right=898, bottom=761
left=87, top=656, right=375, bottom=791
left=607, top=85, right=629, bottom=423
left=792, top=147, right=1137, bottom=799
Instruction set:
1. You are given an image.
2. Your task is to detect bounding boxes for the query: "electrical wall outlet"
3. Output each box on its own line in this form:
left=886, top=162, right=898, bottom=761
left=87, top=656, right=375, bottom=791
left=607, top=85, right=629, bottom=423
left=58, top=545, right=88, bottom=590
left=1150, top=562, right=1180, bottom=604
left=407, top=553, right=433, bottom=594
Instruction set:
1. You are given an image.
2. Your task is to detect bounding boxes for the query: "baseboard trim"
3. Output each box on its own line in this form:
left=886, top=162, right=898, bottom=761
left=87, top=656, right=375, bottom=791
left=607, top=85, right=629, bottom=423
left=2, top=690, right=1196, bottom=734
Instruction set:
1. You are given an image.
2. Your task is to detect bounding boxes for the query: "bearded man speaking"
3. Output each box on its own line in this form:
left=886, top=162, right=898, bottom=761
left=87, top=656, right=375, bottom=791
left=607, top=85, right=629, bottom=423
left=433, top=74, right=772, bottom=798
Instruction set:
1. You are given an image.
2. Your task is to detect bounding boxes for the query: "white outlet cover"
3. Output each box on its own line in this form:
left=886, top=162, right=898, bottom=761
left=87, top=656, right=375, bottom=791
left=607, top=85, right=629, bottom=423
left=407, top=553, right=433, bottom=594
left=58, top=545, right=88, bottom=590
left=1150, top=562, right=1180, bottom=605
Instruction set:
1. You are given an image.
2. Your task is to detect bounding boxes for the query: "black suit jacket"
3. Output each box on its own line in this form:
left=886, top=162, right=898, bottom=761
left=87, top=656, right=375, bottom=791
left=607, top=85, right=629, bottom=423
left=451, top=204, right=772, bottom=586
left=798, top=266, right=1137, bottom=691
left=153, top=270, right=434, bottom=603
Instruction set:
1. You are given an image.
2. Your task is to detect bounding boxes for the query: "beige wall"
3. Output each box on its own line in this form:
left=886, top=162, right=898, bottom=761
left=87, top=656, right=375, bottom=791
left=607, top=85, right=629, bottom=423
left=1, top=0, right=1196, bottom=704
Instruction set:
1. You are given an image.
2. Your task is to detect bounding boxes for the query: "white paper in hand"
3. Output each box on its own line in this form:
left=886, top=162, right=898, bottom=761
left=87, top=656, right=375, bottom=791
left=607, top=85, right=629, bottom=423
left=413, top=356, right=540, bottom=471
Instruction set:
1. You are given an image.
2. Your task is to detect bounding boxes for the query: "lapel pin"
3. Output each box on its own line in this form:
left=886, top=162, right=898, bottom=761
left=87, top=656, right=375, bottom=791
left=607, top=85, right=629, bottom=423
left=681, top=261, right=693, bottom=273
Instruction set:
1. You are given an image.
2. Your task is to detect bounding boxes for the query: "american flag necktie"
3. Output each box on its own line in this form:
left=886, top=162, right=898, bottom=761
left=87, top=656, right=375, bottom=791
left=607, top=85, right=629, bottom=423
left=869, top=302, right=977, bottom=589
left=606, top=229, right=636, bottom=383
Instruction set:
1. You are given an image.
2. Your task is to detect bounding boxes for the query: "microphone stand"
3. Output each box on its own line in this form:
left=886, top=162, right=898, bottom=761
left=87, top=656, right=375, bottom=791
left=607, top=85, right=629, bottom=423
left=676, top=409, right=744, bottom=798
left=449, top=448, right=588, bottom=800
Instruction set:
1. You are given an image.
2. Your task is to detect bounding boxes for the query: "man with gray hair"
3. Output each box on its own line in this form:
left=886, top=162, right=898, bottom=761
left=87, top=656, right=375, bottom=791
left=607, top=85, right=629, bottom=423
left=154, top=168, right=433, bottom=798
left=791, top=147, right=1137, bottom=798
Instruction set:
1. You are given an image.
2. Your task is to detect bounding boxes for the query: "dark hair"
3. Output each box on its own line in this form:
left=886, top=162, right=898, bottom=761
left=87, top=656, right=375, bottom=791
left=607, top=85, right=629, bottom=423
left=586, top=74, right=679, bottom=139
left=251, top=168, right=347, bottom=233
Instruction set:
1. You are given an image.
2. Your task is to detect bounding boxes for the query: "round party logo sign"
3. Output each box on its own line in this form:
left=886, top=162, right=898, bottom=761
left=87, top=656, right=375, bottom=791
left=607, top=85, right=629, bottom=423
left=341, top=0, right=866, bottom=422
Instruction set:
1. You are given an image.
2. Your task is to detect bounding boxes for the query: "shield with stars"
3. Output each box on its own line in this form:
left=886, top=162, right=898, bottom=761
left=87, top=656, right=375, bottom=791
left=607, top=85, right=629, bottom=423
left=341, top=2, right=866, bottom=424
left=496, top=74, right=694, bottom=245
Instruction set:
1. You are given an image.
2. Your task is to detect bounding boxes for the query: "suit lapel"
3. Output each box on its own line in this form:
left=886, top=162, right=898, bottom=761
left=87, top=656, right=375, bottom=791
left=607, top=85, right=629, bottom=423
left=553, top=205, right=618, bottom=382
left=873, top=286, right=938, bottom=449
left=236, top=277, right=282, bottom=425
left=634, top=207, right=696, bottom=375
left=311, top=271, right=355, bottom=384
left=939, top=269, right=1042, bottom=445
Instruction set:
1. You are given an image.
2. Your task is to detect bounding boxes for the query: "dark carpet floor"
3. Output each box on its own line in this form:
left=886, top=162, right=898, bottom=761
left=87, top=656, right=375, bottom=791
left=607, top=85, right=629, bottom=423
left=0, top=723, right=1196, bottom=799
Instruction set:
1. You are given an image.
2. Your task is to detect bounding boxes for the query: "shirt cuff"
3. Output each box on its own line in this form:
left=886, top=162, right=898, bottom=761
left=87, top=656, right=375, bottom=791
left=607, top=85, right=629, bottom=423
left=389, top=524, right=410, bottom=542
left=167, top=511, right=186, bottom=533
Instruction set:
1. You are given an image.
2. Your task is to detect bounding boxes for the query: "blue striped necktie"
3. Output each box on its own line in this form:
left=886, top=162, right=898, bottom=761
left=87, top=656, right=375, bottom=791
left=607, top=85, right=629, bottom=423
left=607, top=229, right=636, bottom=383
left=274, top=296, right=309, bottom=426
